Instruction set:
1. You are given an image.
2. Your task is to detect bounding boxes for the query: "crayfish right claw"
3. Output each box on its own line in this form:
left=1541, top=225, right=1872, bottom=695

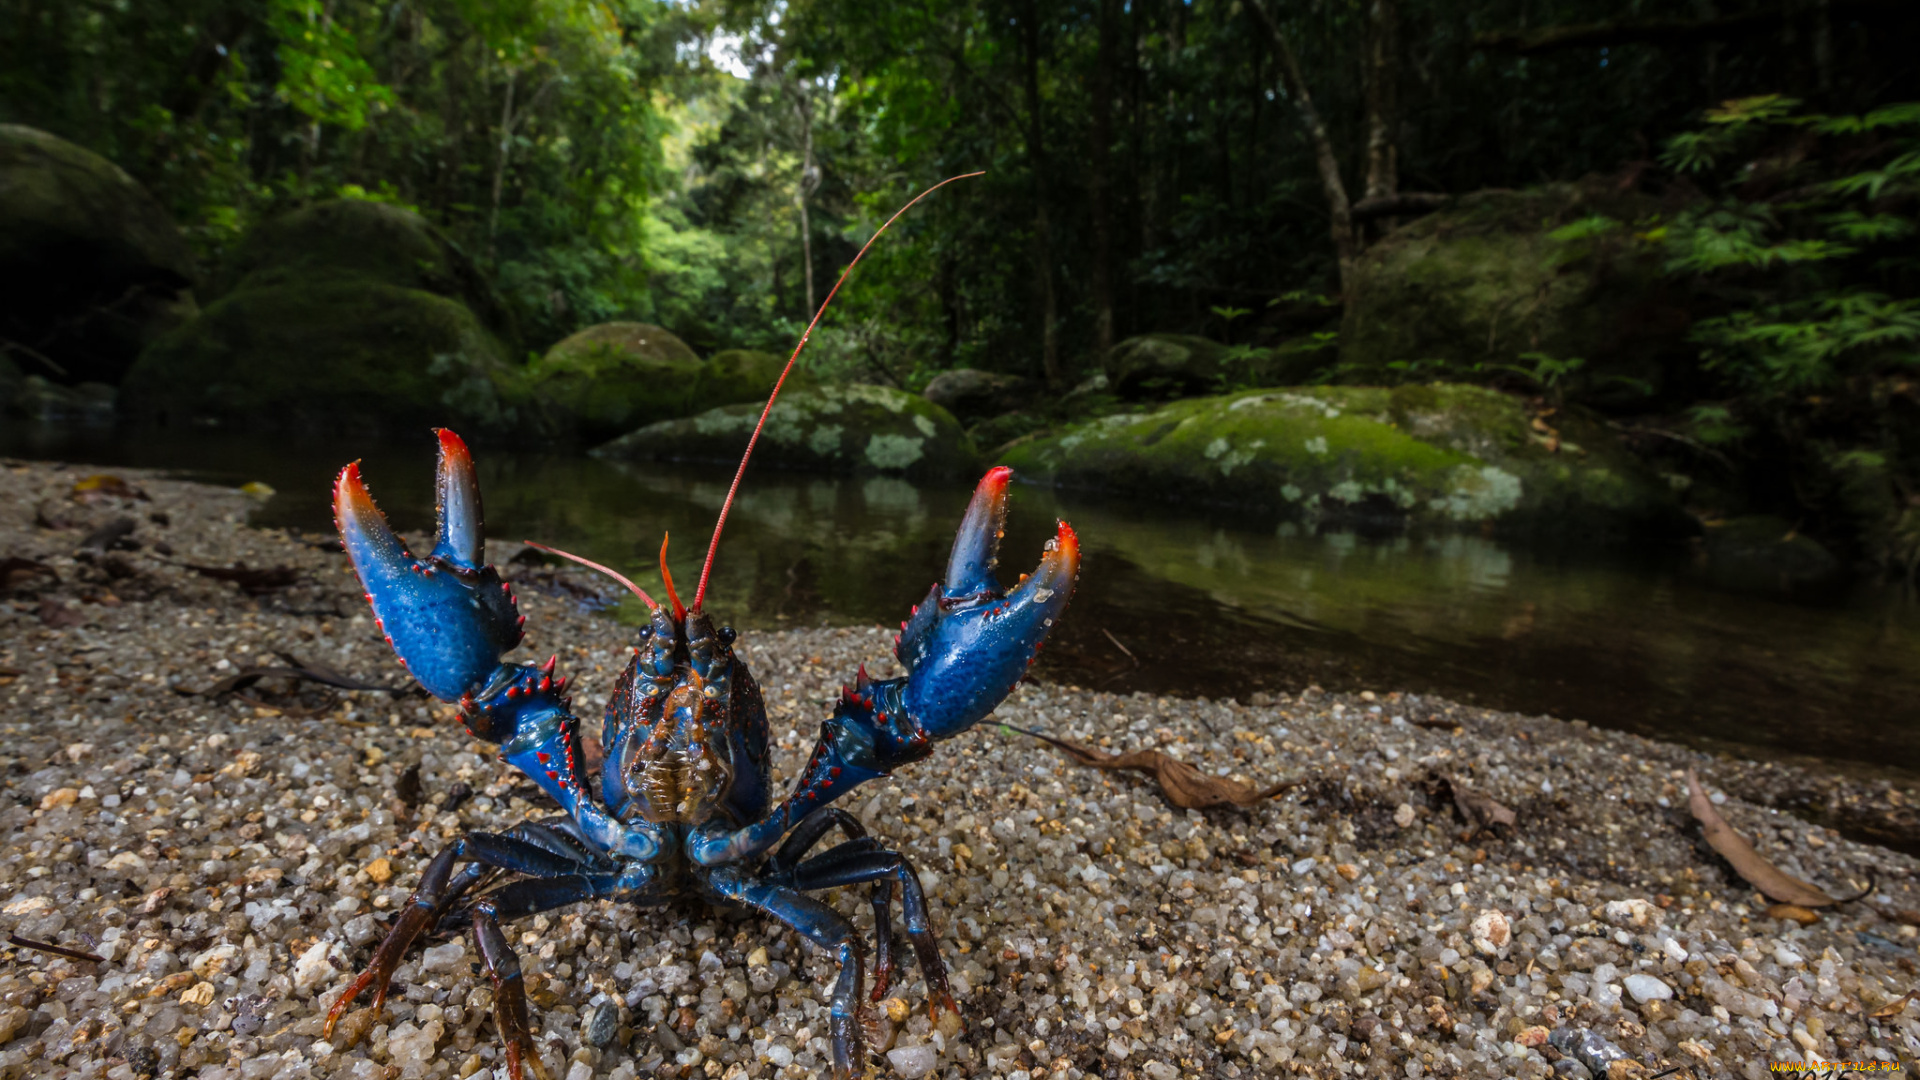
left=895, top=467, right=1078, bottom=742
left=333, top=430, right=523, bottom=703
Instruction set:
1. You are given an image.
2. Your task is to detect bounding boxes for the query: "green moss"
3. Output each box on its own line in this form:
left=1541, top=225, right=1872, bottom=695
left=120, top=279, right=519, bottom=435
left=695, top=348, right=815, bottom=407
left=594, top=384, right=976, bottom=478
left=215, top=200, right=514, bottom=342
left=521, top=322, right=705, bottom=442
left=1002, top=383, right=1685, bottom=537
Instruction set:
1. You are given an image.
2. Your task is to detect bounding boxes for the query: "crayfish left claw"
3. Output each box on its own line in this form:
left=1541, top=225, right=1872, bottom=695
left=333, top=430, right=523, bottom=703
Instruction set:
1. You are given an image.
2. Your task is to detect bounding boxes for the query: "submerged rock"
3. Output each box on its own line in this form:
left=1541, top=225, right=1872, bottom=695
left=0, top=124, right=199, bottom=386
left=1700, top=515, right=1842, bottom=592
left=595, top=384, right=973, bottom=478
left=121, top=200, right=522, bottom=435
left=1000, top=383, right=1686, bottom=537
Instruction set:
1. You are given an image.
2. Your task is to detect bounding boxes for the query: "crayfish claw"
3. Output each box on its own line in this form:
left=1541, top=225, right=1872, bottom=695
left=942, top=465, right=1012, bottom=599
left=430, top=428, right=484, bottom=570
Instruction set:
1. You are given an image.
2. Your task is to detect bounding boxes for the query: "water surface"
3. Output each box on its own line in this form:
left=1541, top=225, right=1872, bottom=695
left=8, top=423, right=1918, bottom=775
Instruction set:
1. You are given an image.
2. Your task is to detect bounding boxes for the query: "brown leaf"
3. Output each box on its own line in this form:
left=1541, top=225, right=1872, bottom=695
left=1766, top=903, right=1821, bottom=925
left=1880, top=907, right=1920, bottom=927
left=1871, top=989, right=1920, bottom=1019
left=1011, top=725, right=1302, bottom=810
left=1686, top=769, right=1839, bottom=907
left=1450, top=779, right=1518, bottom=834
left=36, top=598, right=86, bottom=628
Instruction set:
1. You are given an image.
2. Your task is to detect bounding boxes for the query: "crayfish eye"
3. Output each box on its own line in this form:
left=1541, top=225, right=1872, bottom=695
left=635, top=625, right=653, bottom=639
left=717, top=625, right=736, bottom=646
left=702, top=684, right=719, bottom=699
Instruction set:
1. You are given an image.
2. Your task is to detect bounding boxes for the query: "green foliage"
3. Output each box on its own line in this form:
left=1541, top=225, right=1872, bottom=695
left=1655, top=99, right=1920, bottom=398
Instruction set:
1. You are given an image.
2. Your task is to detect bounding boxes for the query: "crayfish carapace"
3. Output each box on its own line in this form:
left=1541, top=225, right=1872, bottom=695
left=319, top=177, right=1078, bottom=1080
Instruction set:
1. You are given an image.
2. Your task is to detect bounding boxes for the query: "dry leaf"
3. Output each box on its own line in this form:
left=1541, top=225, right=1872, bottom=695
left=1011, top=725, right=1301, bottom=810
left=1871, top=990, right=1920, bottom=1019
left=1450, top=779, right=1518, bottom=835
left=1686, top=769, right=1839, bottom=907
left=1766, top=903, right=1820, bottom=925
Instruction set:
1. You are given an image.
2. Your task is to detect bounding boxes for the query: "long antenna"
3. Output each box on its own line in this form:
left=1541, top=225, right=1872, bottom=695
left=691, top=171, right=983, bottom=613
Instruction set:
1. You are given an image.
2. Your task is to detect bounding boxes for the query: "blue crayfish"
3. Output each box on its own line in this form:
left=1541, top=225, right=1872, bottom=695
left=319, top=181, right=1078, bottom=1080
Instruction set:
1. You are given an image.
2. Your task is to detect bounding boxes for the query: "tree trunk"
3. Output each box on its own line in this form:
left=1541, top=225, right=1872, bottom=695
left=1088, top=0, right=1117, bottom=365
left=1363, top=0, right=1399, bottom=202
left=794, top=87, right=818, bottom=317
left=487, top=68, right=516, bottom=263
left=1250, top=0, right=1358, bottom=296
left=1019, top=0, right=1062, bottom=389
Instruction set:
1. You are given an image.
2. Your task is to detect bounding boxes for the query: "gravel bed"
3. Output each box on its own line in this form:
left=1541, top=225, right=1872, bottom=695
left=4, top=459, right=1920, bottom=1080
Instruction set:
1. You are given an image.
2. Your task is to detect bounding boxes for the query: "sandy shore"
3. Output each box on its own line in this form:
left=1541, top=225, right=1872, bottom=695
left=4, top=459, right=1920, bottom=1080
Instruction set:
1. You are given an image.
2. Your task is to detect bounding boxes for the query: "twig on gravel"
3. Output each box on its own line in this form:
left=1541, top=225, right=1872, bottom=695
left=7, top=934, right=104, bottom=963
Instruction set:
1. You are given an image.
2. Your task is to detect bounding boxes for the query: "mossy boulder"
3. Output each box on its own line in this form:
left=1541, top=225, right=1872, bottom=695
left=922, top=368, right=1037, bottom=423
left=1104, top=334, right=1229, bottom=400
left=696, top=348, right=815, bottom=406
left=1699, top=515, right=1842, bottom=592
left=523, top=322, right=703, bottom=443
left=1000, top=383, right=1687, bottom=538
left=0, top=125, right=199, bottom=386
left=121, top=200, right=525, bottom=435
left=215, top=199, right=515, bottom=341
left=1341, top=183, right=1689, bottom=401
left=595, top=384, right=975, bottom=478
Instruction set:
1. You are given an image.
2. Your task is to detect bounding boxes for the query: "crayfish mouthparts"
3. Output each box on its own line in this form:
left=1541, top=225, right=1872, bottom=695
left=321, top=428, right=1077, bottom=1080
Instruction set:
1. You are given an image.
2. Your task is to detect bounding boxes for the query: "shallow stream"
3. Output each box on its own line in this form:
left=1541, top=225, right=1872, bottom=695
left=8, top=422, right=1919, bottom=776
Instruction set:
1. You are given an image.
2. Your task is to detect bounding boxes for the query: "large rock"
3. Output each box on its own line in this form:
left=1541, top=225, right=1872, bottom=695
left=695, top=348, right=815, bottom=406
left=595, top=384, right=974, bottom=478
left=1104, top=335, right=1229, bottom=400
left=1699, top=515, right=1842, bottom=593
left=1000, top=383, right=1687, bottom=538
left=121, top=200, right=523, bottom=435
left=0, top=125, right=198, bottom=386
left=922, top=368, right=1037, bottom=423
left=213, top=199, right=515, bottom=340
left=1340, top=183, right=1689, bottom=401
left=524, top=322, right=703, bottom=443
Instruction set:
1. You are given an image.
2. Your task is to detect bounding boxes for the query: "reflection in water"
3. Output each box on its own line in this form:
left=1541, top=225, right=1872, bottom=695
left=6, top=423, right=1918, bottom=774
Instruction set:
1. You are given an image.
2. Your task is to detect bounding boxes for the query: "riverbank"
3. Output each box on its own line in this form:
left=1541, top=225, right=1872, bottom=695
left=3, top=461, right=1920, bottom=1080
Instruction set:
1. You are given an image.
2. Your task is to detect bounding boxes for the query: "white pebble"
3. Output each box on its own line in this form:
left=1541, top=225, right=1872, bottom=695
left=1624, top=974, right=1674, bottom=1003
left=886, top=1044, right=937, bottom=1078
left=419, top=941, right=465, bottom=973
left=1290, top=857, right=1317, bottom=875
left=1775, top=945, right=1805, bottom=966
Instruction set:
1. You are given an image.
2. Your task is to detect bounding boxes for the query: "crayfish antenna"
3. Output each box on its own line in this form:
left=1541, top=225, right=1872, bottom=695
left=689, top=171, right=986, bottom=615
left=658, top=533, right=686, bottom=623
left=521, top=542, right=658, bottom=610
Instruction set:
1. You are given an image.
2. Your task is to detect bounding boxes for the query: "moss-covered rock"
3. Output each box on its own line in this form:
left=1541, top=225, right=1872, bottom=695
left=214, top=198, right=515, bottom=342
left=1104, top=334, right=1229, bottom=400
left=695, top=348, right=814, bottom=406
left=120, top=199, right=530, bottom=435
left=594, top=384, right=975, bottom=478
left=0, top=125, right=199, bottom=386
left=1340, top=183, right=1688, bottom=400
left=120, top=280, right=520, bottom=436
left=1700, top=515, right=1842, bottom=592
left=521, top=322, right=705, bottom=443
left=922, top=368, right=1037, bottom=423
left=1000, top=383, right=1687, bottom=538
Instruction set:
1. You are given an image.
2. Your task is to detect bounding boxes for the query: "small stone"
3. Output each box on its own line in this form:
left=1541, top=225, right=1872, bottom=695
left=420, top=941, right=465, bottom=974
left=886, top=1043, right=938, bottom=1079
left=292, top=939, right=343, bottom=995
left=1623, top=974, right=1673, bottom=1003
left=1144, top=1064, right=1180, bottom=1080
left=746, top=946, right=769, bottom=968
left=1335, top=863, right=1360, bottom=881
left=1394, top=804, right=1416, bottom=828
left=178, top=981, right=216, bottom=1006
left=884, top=997, right=910, bottom=1024
left=387, top=1019, right=446, bottom=1078
left=1356, top=967, right=1390, bottom=992
left=39, top=787, right=78, bottom=810
left=584, top=1001, right=619, bottom=1048
left=1470, top=909, right=1510, bottom=953
left=565, top=1062, right=594, bottom=1080
left=1602, top=899, right=1659, bottom=929
left=1515, top=1025, right=1550, bottom=1047
left=765, top=1044, right=794, bottom=1068
left=366, top=858, right=393, bottom=884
